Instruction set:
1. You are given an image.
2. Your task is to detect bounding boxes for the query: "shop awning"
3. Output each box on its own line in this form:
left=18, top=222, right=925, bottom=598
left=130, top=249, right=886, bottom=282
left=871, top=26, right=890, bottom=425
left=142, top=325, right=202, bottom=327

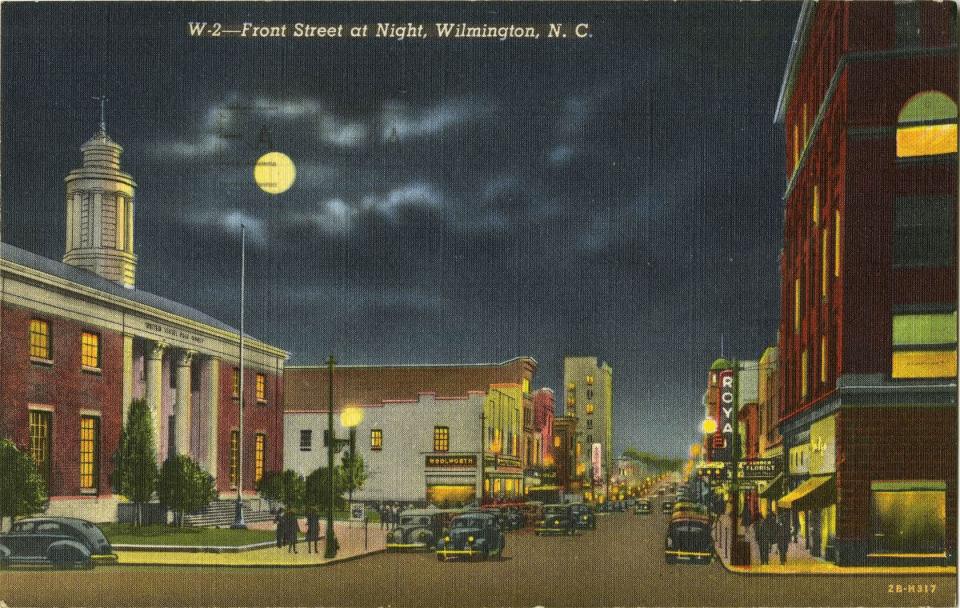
left=777, top=475, right=834, bottom=511
left=758, top=474, right=784, bottom=498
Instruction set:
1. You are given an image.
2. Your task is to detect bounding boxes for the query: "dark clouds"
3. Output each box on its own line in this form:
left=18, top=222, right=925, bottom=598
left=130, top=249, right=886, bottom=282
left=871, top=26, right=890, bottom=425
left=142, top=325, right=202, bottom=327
left=2, top=2, right=799, bottom=458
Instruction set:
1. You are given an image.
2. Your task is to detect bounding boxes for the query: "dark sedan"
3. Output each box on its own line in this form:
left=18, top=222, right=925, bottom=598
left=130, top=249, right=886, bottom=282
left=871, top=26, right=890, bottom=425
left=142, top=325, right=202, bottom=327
left=0, top=517, right=117, bottom=569
left=534, top=504, right=577, bottom=536
left=435, top=512, right=505, bottom=561
left=569, top=503, right=596, bottom=530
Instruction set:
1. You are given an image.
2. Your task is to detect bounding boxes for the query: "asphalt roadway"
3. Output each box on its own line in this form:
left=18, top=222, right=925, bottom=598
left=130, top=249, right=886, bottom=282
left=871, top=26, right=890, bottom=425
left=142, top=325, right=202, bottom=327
left=1, top=508, right=955, bottom=607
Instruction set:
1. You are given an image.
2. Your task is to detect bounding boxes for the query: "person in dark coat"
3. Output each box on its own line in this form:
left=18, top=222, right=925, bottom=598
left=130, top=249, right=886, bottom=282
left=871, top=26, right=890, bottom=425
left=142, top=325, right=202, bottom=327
left=284, top=510, right=300, bottom=554
left=776, top=513, right=792, bottom=565
left=754, top=513, right=772, bottom=565
left=274, top=508, right=285, bottom=549
left=305, top=509, right=320, bottom=554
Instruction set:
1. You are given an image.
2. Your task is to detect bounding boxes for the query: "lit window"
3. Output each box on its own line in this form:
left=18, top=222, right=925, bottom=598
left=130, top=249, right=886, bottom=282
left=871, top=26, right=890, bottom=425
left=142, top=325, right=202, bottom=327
left=371, top=429, right=382, bottom=450
left=586, top=403, right=594, bottom=414
left=812, top=185, right=819, bottom=225
left=229, top=430, right=240, bottom=489
left=896, top=91, right=958, bottom=158
left=553, top=436, right=561, bottom=448
left=256, top=373, right=266, bottom=401
left=254, top=434, right=265, bottom=486
left=834, top=211, right=841, bottom=277
left=586, top=375, right=594, bottom=385
left=567, top=382, right=576, bottom=391
left=232, top=368, right=240, bottom=398
left=567, top=396, right=575, bottom=407
left=892, top=311, right=958, bottom=379
left=821, top=335, right=828, bottom=384
left=801, top=350, right=808, bottom=398
left=300, top=430, right=312, bottom=451
left=522, top=378, right=530, bottom=394
left=433, top=426, right=449, bottom=452
left=79, top=416, right=99, bottom=492
left=821, top=227, right=829, bottom=297
left=802, top=104, right=809, bottom=146
left=30, top=319, right=51, bottom=360
left=81, top=332, right=100, bottom=369
left=29, top=410, right=51, bottom=486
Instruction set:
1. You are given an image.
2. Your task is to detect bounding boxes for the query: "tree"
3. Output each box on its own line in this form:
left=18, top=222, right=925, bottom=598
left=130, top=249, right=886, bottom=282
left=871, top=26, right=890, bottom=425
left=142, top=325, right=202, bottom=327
left=304, top=465, right=348, bottom=513
left=158, top=455, right=216, bottom=527
left=113, top=399, right=158, bottom=526
left=0, top=439, right=47, bottom=530
left=259, top=469, right=305, bottom=511
left=341, top=451, right=368, bottom=497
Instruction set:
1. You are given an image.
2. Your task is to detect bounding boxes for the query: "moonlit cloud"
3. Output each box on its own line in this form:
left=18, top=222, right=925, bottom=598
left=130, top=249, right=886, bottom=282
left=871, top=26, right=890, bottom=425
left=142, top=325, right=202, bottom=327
left=549, top=145, right=575, bottom=166
left=380, top=99, right=486, bottom=141
left=153, top=133, right=231, bottom=159
left=188, top=208, right=266, bottom=244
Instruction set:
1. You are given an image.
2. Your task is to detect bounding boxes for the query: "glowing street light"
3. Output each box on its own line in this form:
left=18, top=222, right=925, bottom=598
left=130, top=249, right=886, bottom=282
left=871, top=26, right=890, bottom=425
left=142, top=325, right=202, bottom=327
left=701, top=417, right=718, bottom=435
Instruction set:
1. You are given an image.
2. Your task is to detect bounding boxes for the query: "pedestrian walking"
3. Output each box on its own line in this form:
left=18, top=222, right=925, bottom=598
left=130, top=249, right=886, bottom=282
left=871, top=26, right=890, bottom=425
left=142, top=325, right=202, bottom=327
left=305, top=508, right=320, bottom=554
left=754, top=513, right=772, bottom=565
left=776, top=513, right=792, bottom=565
left=274, top=508, right=285, bottom=549
left=284, top=509, right=301, bottom=554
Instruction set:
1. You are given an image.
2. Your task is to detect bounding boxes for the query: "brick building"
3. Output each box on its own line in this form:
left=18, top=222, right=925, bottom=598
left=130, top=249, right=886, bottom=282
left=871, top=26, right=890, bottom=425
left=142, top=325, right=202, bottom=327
left=774, top=1, right=957, bottom=565
left=0, top=123, right=287, bottom=522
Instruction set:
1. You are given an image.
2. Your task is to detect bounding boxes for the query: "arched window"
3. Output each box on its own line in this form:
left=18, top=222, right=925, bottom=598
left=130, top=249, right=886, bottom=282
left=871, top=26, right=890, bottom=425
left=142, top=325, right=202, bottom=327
left=896, top=91, right=958, bottom=158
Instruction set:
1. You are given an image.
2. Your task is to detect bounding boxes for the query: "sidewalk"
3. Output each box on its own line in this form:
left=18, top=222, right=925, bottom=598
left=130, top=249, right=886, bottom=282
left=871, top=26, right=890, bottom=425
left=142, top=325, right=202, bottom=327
left=114, top=520, right=386, bottom=567
left=712, top=514, right=956, bottom=576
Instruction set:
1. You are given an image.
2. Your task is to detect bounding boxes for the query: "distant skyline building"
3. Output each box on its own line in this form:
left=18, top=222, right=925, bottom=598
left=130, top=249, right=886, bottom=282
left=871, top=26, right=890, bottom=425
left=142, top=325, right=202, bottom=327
left=563, top=356, right=613, bottom=497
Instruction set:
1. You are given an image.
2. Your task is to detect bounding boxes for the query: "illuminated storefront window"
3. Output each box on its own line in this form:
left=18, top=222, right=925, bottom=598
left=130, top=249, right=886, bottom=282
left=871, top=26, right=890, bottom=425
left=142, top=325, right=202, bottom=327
left=892, top=311, right=957, bottom=379
left=871, top=481, right=946, bottom=555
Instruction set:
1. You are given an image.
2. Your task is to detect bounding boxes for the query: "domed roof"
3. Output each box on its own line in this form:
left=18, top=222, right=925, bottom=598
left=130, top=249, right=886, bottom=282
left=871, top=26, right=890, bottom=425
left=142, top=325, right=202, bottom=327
left=709, top=357, right=732, bottom=371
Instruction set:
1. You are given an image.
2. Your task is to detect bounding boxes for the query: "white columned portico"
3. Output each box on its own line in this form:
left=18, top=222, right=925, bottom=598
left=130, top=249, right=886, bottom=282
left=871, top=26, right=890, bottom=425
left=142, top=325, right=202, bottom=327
left=145, top=341, right=167, bottom=461
left=203, top=356, right=220, bottom=476
left=174, top=350, right=196, bottom=456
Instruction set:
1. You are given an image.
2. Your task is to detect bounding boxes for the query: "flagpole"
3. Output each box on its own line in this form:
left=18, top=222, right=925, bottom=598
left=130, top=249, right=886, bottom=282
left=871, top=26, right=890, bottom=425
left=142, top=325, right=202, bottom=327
left=232, top=225, right=247, bottom=528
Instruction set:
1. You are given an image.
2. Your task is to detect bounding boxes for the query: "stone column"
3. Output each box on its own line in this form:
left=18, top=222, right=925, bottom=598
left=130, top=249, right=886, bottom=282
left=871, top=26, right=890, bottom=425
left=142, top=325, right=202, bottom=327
left=203, top=357, right=220, bottom=478
left=121, top=335, right=134, bottom=424
left=145, top=341, right=167, bottom=461
left=174, top=350, right=196, bottom=456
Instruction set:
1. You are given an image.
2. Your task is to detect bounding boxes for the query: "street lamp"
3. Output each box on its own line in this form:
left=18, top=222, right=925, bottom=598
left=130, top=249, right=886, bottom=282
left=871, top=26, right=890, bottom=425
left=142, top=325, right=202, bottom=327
left=701, top=417, right=718, bottom=435
left=324, top=355, right=338, bottom=559
left=340, top=406, right=364, bottom=508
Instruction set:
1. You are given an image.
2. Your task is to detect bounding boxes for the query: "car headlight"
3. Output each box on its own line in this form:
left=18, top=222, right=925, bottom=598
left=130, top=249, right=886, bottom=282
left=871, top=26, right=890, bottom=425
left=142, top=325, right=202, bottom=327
left=582, top=515, right=588, bottom=520
left=467, top=536, right=475, bottom=543
left=444, top=535, right=451, bottom=542
left=554, top=519, right=560, bottom=525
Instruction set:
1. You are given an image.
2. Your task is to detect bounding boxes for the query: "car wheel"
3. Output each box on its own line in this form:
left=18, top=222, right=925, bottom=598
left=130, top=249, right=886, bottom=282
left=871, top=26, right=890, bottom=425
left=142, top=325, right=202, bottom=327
left=436, top=553, right=443, bottom=561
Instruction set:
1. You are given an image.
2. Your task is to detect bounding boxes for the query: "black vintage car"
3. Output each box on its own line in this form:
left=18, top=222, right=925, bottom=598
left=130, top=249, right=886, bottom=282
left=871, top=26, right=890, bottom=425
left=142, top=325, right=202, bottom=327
left=534, top=504, right=577, bottom=536
left=570, top=503, right=596, bottom=530
left=634, top=499, right=652, bottom=515
left=386, top=508, right=460, bottom=551
left=0, top=517, right=117, bottom=569
left=661, top=500, right=675, bottom=514
left=501, top=507, right=525, bottom=530
left=664, top=514, right=713, bottom=565
left=435, top=512, right=505, bottom=561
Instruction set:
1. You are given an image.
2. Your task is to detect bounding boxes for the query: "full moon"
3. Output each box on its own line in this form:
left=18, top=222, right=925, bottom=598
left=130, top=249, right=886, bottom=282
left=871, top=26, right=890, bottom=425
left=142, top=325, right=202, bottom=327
left=253, top=151, right=296, bottom=195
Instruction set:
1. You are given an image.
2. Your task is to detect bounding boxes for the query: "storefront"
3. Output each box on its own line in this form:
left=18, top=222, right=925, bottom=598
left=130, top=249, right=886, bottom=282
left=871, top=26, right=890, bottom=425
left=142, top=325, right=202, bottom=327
left=424, top=454, right=481, bottom=508
left=870, top=481, right=946, bottom=557
left=484, top=454, right=524, bottom=500
left=779, top=415, right=837, bottom=560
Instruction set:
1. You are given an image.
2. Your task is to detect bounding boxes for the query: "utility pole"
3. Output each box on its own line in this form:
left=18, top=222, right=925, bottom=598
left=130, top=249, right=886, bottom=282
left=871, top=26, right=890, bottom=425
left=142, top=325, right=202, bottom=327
left=324, top=355, right=337, bottom=558
left=479, top=411, right=485, bottom=505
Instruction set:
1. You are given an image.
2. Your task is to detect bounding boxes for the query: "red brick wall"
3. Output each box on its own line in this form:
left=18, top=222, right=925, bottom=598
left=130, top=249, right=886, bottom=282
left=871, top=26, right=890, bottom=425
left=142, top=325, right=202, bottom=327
left=836, top=407, right=957, bottom=552
left=0, top=304, right=123, bottom=497
left=216, top=363, right=284, bottom=493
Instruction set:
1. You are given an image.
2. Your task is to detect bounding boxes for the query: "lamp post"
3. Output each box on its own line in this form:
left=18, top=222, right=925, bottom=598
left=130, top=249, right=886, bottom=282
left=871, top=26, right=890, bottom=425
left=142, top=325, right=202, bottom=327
left=340, top=406, right=364, bottom=512
left=324, top=355, right=337, bottom=558
left=230, top=225, right=247, bottom=529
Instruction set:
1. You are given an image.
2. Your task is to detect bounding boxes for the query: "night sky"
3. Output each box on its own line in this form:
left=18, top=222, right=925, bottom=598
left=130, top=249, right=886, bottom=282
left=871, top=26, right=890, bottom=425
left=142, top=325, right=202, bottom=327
left=2, top=2, right=800, bottom=458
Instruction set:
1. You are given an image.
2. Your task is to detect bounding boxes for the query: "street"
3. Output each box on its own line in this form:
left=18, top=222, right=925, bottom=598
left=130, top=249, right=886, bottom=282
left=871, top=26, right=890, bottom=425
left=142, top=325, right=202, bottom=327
left=1, top=507, right=954, bottom=607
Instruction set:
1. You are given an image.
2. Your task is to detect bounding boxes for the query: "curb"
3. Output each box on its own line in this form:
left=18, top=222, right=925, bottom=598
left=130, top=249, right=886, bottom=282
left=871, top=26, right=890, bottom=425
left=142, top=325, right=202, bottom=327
left=107, top=548, right=388, bottom=569
left=715, top=551, right=957, bottom=577
left=113, top=541, right=276, bottom=553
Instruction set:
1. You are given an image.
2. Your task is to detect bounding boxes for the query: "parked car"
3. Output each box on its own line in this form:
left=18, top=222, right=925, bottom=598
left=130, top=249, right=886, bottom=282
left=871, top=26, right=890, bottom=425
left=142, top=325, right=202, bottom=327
left=661, top=500, right=675, bottom=514
left=570, top=503, right=596, bottom=530
left=0, top=517, right=117, bottom=569
left=502, top=507, right=525, bottom=530
left=664, top=514, right=713, bottom=565
left=386, top=508, right=460, bottom=551
left=535, top=504, right=577, bottom=536
left=435, top=512, right=505, bottom=560
left=634, top=499, right=652, bottom=515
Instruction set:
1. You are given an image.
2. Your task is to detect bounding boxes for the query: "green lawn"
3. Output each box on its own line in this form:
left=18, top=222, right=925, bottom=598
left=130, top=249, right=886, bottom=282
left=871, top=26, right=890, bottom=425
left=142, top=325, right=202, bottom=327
left=98, top=524, right=275, bottom=547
